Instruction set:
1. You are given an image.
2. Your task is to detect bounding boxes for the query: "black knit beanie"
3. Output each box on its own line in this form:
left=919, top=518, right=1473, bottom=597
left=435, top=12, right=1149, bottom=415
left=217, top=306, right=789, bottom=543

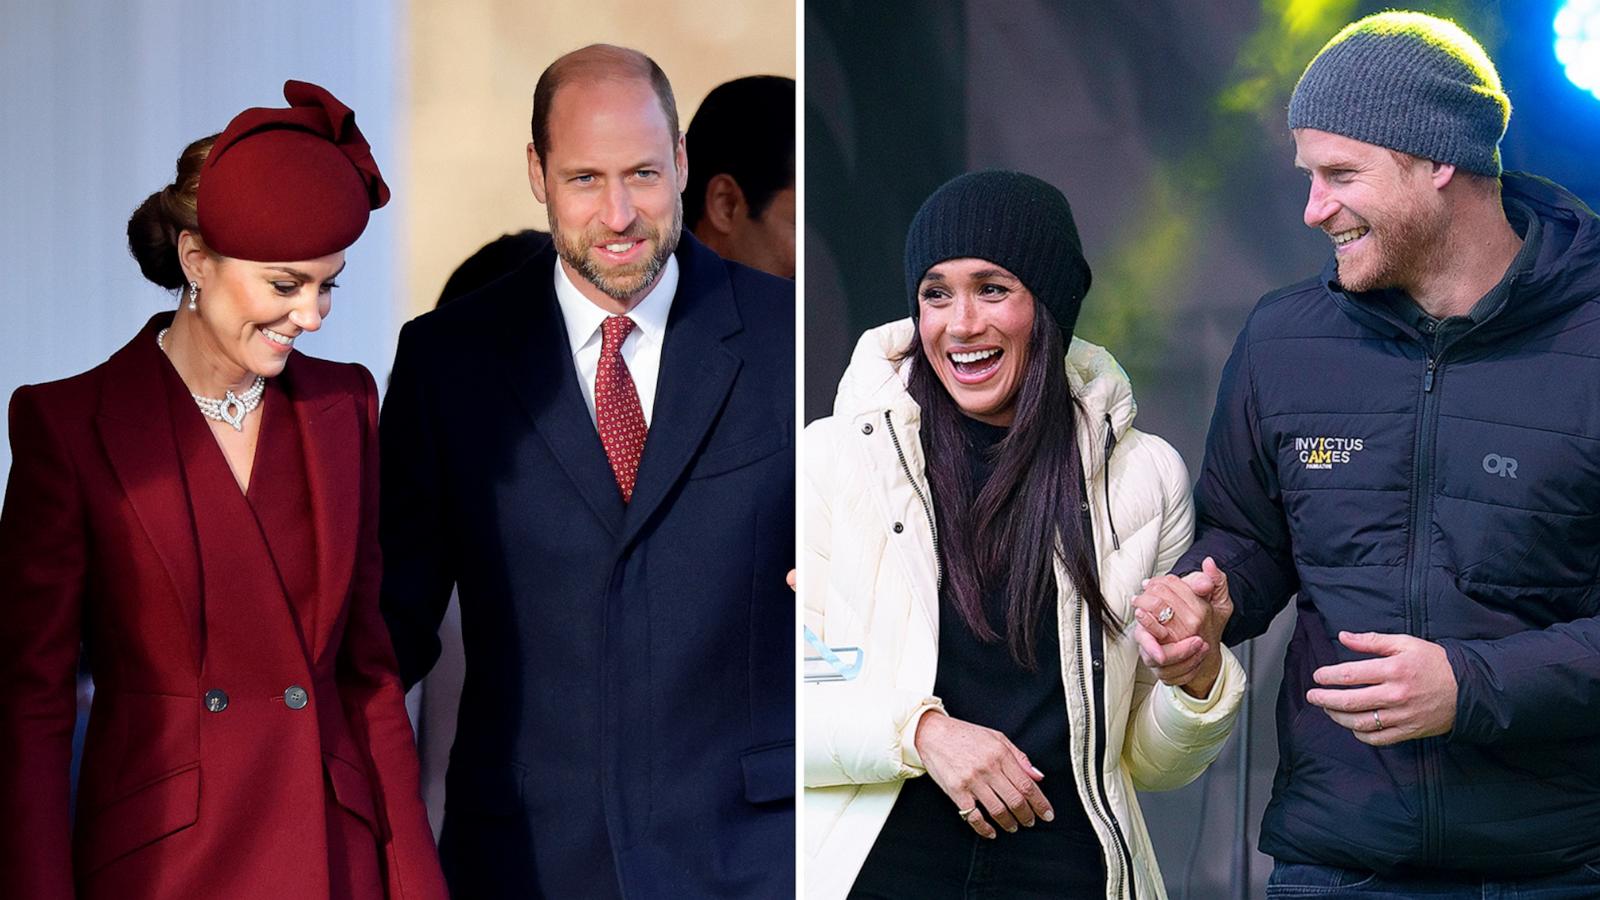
left=1289, top=11, right=1510, bottom=177
left=904, top=170, right=1091, bottom=341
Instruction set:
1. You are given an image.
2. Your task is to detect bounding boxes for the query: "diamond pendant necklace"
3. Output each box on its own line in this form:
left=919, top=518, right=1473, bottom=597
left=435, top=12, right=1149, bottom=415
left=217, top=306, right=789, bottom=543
left=157, top=327, right=265, bottom=432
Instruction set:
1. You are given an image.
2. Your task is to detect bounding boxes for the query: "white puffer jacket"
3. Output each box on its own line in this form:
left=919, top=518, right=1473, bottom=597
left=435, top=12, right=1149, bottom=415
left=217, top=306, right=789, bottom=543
left=802, top=320, right=1245, bottom=900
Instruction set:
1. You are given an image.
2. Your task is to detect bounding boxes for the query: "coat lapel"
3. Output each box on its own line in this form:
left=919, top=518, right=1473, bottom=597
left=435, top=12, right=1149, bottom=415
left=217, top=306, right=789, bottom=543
left=620, top=235, right=743, bottom=546
left=495, top=249, right=627, bottom=535
left=280, top=354, right=361, bottom=662
left=95, top=315, right=203, bottom=661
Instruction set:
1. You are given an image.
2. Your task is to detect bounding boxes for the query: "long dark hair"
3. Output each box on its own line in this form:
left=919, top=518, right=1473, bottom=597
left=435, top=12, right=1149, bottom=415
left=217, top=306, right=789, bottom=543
left=904, top=301, right=1113, bottom=669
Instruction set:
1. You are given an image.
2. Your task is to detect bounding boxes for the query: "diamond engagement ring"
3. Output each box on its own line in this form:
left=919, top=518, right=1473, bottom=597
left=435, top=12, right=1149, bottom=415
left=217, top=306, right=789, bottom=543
left=1157, top=606, right=1175, bottom=625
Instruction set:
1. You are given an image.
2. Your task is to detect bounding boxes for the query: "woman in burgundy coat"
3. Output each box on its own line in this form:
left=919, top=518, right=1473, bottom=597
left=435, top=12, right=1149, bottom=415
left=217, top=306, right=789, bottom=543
left=0, top=82, right=447, bottom=900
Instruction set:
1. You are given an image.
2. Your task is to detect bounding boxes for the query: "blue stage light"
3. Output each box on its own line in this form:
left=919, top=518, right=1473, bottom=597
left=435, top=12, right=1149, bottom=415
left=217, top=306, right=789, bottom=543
left=1555, top=0, right=1600, bottom=101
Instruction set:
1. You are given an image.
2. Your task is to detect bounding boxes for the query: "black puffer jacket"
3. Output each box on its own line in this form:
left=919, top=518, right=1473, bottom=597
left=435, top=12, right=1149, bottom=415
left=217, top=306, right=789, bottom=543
left=1177, top=173, right=1600, bottom=875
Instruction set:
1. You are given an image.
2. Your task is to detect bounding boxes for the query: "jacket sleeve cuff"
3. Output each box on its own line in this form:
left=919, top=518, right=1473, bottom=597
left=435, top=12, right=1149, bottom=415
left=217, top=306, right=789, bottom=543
left=1438, top=637, right=1501, bottom=744
left=1126, top=646, right=1246, bottom=791
left=1155, top=646, right=1245, bottom=732
left=899, top=700, right=945, bottom=771
left=1167, top=657, right=1230, bottom=714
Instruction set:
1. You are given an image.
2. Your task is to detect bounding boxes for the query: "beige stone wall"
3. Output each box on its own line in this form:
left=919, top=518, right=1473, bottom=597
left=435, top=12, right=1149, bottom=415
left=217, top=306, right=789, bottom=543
left=404, top=0, right=795, bottom=317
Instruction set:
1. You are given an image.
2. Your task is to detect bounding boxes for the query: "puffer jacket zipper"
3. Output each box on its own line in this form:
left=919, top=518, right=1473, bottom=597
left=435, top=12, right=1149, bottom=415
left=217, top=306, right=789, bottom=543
left=1407, top=301, right=1506, bottom=865
left=1103, top=414, right=1121, bottom=551
left=1406, top=337, right=1441, bottom=862
left=1074, top=480, right=1136, bottom=900
left=1072, top=596, right=1135, bottom=900
left=883, top=410, right=941, bottom=594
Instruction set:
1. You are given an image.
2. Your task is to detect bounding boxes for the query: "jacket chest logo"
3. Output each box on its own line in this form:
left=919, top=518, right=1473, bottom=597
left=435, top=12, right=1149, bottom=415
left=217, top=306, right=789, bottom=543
left=1482, top=453, right=1519, bottom=478
left=1294, top=435, right=1365, bottom=470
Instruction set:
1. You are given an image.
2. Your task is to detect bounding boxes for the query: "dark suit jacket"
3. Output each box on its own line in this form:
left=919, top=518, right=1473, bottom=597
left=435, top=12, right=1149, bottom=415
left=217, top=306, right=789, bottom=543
left=379, top=234, right=795, bottom=899
left=0, top=315, right=446, bottom=900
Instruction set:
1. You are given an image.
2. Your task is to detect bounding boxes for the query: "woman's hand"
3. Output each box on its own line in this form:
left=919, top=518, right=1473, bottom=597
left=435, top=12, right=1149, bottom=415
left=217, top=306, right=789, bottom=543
left=1131, top=557, right=1233, bottom=697
left=912, top=712, right=1055, bottom=838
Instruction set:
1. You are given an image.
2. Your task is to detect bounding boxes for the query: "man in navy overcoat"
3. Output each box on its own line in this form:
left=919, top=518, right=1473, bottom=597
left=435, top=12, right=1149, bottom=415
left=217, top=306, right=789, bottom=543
left=379, top=44, right=795, bottom=899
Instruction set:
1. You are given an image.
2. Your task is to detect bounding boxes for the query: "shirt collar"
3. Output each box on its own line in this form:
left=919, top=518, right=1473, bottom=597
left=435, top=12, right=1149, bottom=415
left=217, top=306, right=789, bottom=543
left=1393, top=199, right=1545, bottom=331
left=552, top=252, right=679, bottom=355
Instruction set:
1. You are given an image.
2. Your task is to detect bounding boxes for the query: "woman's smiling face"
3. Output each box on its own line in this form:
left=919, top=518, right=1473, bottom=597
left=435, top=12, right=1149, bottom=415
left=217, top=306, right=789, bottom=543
left=184, top=237, right=344, bottom=381
left=917, top=257, right=1036, bottom=426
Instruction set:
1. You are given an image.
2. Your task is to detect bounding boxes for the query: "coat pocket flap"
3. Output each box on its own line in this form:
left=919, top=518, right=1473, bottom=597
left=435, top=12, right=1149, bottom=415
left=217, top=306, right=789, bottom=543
left=78, top=763, right=200, bottom=875
left=740, top=741, right=795, bottom=805
left=688, top=431, right=788, bottom=480
left=324, top=752, right=380, bottom=831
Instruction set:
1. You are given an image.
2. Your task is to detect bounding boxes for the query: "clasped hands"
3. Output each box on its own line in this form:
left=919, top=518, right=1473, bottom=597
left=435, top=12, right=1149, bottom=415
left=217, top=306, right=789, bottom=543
left=1130, top=557, right=1233, bottom=699
left=1131, top=558, right=1458, bottom=745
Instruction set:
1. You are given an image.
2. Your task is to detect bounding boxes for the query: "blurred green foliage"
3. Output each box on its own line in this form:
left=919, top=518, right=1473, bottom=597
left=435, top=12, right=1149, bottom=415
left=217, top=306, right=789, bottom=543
left=1079, top=0, right=1505, bottom=389
left=1077, top=0, right=1366, bottom=384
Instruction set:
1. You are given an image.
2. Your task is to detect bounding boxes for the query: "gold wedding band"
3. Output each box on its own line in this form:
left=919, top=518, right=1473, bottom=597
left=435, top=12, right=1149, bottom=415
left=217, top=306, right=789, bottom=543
left=957, top=806, right=978, bottom=820
left=1372, top=710, right=1383, bottom=730
left=1157, top=606, right=1175, bottom=625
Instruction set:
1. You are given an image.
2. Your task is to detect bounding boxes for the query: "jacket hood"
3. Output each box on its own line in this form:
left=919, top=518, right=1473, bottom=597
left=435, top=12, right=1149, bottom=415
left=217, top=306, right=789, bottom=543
left=830, top=318, right=1139, bottom=476
left=1499, top=172, right=1600, bottom=320
left=1326, top=171, right=1600, bottom=337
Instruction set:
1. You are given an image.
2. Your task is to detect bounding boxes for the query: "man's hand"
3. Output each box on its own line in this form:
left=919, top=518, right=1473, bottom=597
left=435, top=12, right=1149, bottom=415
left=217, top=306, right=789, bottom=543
left=913, top=712, right=1055, bottom=839
left=1306, top=631, right=1457, bottom=746
left=1131, top=557, right=1233, bottom=697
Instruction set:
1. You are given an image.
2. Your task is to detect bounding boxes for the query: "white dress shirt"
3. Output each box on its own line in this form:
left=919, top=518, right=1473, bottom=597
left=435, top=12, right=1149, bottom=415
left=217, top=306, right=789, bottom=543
left=553, top=254, right=678, bottom=428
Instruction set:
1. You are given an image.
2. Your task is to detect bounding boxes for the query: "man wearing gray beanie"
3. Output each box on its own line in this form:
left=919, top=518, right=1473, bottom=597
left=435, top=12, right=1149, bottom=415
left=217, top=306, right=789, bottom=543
left=1140, top=10, right=1600, bottom=896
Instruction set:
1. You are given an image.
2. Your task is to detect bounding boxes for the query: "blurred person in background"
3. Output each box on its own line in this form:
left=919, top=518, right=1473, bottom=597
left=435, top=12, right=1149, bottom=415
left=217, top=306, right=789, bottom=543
left=435, top=229, right=553, bottom=307
left=685, top=74, right=796, bottom=279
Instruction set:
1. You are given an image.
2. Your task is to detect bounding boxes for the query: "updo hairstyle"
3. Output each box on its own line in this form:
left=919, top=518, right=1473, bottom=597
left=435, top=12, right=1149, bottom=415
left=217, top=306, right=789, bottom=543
left=125, top=134, right=218, bottom=290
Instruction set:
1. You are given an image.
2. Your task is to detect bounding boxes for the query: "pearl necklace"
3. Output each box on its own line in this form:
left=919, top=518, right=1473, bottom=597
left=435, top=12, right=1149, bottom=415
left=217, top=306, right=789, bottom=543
left=157, top=327, right=266, bottom=432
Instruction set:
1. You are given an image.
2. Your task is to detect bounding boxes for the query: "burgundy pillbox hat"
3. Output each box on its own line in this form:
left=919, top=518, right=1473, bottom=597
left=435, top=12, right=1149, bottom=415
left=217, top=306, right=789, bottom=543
left=196, top=80, right=389, bottom=261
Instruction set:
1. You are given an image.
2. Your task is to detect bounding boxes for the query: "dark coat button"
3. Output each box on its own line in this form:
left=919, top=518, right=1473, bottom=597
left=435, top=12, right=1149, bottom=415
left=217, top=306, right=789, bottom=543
left=893, top=522, right=904, bottom=533
left=204, top=689, right=228, bottom=713
left=861, top=423, right=874, bottom=435
left=284, top=685, right=309, bottom=710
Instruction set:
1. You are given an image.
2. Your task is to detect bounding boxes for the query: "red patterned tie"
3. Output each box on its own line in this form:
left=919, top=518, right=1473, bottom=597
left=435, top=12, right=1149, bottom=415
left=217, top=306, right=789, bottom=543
left=595, top=315, right=648, bottom=502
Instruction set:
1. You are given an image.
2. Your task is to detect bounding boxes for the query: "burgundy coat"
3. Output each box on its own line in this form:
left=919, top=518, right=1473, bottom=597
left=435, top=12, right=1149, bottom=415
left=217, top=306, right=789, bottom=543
left=0, top=315, right=447, bottom=900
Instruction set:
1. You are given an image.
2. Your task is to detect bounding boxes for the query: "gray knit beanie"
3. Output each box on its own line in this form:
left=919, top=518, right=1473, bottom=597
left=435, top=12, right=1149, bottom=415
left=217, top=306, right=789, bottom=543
left=904, top=170, right=1091, bottom=341
left=1289, top=11, right=1510, bottom=177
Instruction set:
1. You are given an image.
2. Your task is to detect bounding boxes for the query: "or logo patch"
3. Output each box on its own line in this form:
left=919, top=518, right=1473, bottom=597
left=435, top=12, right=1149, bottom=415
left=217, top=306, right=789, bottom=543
left=1482, top=453, right=1519, bottom=478
left=1294, top=436, right=1365, bottom=470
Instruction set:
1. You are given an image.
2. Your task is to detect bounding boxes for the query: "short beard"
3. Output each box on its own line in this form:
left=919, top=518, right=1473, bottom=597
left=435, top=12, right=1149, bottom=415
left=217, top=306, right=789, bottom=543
left=1336, top=196, right=1448, bottom=295
left=550, top=198, right=683, bottom=303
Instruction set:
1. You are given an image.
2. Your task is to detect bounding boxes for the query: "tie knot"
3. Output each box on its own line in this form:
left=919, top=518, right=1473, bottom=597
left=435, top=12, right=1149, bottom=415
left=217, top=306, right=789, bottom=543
left=601, top=315, right=636, bottom=355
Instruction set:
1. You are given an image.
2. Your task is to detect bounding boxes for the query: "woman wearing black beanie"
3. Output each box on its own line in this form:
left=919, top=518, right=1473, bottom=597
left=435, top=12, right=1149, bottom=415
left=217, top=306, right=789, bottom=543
left=803, top=170, right=1245, bottom=899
